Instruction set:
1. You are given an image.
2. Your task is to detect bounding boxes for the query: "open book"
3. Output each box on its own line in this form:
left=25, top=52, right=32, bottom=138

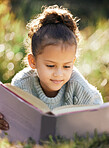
left=0, top=82, right=109, bottom=143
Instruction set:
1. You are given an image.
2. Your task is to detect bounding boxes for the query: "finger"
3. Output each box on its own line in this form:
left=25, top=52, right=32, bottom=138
left=0, top=124, right=9, bottom=130
left=0, top=119, right=9, bottom=130
left=0, top=113, right=4, bottom=119
left=0, top=119, right=9, bottom=127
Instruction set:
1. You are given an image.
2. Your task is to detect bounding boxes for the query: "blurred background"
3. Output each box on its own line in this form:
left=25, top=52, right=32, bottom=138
left=0, top=0, right=109, bottom=102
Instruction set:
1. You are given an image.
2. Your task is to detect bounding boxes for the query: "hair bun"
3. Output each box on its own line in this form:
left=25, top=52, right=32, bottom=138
left=27, top=5, right=80, bottom=41
left=41, top=13, right=64, bottom=25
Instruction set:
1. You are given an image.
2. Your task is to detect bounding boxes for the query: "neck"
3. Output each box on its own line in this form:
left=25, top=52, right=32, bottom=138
left=42, top=89, right=59, bottom=97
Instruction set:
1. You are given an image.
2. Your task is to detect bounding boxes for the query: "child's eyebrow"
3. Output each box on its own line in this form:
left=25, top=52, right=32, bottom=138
left=44, top=60, right=55, bottom=63
left=44, top=60, right=73, bottom=64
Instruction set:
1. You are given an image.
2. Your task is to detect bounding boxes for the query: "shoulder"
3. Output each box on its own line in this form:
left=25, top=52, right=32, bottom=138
left=11, top=67, right=36, bottom=88
left=11, top=67, right=35, bottom=81
left=69, top=67, right=91, bottom=87
left=69, top=67, right=96, bottom=91
left=66, top=67, right=103, bottom=105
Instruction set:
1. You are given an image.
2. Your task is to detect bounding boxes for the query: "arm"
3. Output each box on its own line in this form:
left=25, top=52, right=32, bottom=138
left=68, top=67, right=103, bottom=105
left=73, top=82, right=103, bottom=105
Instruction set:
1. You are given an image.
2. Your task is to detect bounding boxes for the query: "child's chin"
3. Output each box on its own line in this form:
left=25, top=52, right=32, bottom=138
left=51, top=86, right=62, bottom=92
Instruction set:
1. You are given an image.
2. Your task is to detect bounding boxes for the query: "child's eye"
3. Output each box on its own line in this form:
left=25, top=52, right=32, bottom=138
left=64, top=66, right=71, bottom=68
left=46, top=65, right=55, bottom=68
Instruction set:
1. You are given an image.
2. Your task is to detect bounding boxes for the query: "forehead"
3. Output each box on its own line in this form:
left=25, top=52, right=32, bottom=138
left=37, top=44, right=76, bottom=62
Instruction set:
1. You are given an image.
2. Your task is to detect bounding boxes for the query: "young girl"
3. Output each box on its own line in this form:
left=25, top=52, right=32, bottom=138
left=10, top=5, right=103, bottom=110
left=0, top=4, right=103, bottom=130
left=0, top=5, right=104, bottom=131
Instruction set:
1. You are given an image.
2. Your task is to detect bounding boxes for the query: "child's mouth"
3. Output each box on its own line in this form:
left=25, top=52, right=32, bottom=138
left=50, top=79, right=63, bottom=84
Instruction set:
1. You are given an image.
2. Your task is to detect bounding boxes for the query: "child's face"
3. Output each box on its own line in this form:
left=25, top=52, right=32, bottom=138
left=28, top=44, right=76, bottom=97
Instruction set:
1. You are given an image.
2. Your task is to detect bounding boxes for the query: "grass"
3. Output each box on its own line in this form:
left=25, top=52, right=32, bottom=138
left=1, top=131, right=109, bottom=148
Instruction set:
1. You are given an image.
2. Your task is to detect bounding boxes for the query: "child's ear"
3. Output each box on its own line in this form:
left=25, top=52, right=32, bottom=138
left=28, top=54, right=36, bottom=69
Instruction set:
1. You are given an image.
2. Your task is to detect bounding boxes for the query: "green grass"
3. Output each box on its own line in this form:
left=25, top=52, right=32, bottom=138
left=1, top=131, right=109, bottom=148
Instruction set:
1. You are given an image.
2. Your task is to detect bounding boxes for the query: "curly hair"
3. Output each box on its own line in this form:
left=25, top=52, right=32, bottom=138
left=26, top=5, right=80, bottom=57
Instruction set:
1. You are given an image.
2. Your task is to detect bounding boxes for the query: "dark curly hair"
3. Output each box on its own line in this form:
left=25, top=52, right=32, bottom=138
left=26, top=5, right=80, bottom=57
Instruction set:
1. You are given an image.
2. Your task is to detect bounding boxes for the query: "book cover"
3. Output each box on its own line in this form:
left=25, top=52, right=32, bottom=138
left=0, top=82, right=109, bottom=143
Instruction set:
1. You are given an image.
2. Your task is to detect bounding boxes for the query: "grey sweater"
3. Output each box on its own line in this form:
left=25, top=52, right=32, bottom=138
left=11, top=67, right=103, bottom=110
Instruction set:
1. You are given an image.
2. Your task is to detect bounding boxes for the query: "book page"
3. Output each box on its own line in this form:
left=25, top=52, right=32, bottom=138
left=4, top=83, right=50, bottom=113
left=52, top=104, right=100, bottom=115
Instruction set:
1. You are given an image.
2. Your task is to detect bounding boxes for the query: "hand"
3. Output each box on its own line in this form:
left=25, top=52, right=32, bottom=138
left=0, top=113, right=9, bottom=130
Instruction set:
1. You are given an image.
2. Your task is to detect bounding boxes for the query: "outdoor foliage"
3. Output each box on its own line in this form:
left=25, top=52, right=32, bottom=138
left=1, top=131, right=109, bottom=148
left=76, top=20, right=109, bottom=102
left=10, top=0, right=109, bottom=30
left=0, top=0, right=26, bottom=83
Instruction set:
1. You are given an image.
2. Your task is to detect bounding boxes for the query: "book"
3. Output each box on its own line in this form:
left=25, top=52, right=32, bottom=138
left=0, top=82, right=109, bottom=143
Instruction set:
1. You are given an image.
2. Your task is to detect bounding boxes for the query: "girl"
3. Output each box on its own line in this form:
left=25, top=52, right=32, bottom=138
left=11, top=5, right=103, bottom=110
left=0, top=5, right=103, bottom=130
left=0, top=5, right=104, bottom=130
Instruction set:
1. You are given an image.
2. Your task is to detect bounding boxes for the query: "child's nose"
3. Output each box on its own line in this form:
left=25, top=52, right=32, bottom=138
left=53, top=68, right=63, bottom=77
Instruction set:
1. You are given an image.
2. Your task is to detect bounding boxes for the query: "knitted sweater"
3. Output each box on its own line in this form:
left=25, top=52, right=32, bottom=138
left=11, top=67, right=103, bottom=110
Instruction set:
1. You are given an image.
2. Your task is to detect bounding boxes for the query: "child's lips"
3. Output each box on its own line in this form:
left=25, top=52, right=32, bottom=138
left=50, top=79, right=63, bottom=84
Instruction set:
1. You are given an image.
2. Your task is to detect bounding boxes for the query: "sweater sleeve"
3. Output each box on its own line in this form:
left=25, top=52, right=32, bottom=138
left=11, top=68, right=34, bottom=95
left=67, top=67, right=103, bottom=105
left=11, top=71, right=25, bottom=89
